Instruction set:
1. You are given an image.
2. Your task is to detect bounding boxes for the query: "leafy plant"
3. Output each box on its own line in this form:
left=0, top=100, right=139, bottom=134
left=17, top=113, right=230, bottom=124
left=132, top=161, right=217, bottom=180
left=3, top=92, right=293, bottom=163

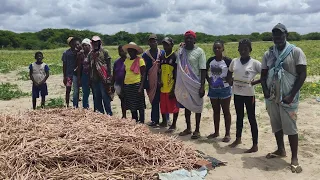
left=0, top=83, right=29, bottom=100
left=37, top=97, right=64, bottom=109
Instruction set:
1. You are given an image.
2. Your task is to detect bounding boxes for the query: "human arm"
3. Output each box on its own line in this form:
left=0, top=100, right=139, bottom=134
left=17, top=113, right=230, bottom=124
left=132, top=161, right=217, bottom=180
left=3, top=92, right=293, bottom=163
left=62, top=53, right=67, bottom=86
left=227, top=59, right=235, bottom=86
left=199, top=69, right=206, bottom=98
left=139, top=65, right=146, bottom=95
left=198, top=49, right=207, bottom=98
left=251, top=61, right=262, bottom=86
left=77, top=53, right=82, bottom=86
left=29, top=65, right=38, bottom=86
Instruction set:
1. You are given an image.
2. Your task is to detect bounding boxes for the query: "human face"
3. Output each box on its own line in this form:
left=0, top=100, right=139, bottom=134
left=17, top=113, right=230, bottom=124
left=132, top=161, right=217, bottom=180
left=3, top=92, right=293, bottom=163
left=118, top=47, right=127, bottom=59
left=35, top=53, right=43, bottom=63
left=272, top=29, right=287, bottom=48
left=148, top=38, right=157, bottom=49
left=162, top=42, right=173, bottom=53
left=127, top=48, right=137, bottom=59
left=82, top=43, right=91, bottom=53
left=184, top=35, right=195, bottom=49
left=238, top=44, right=251, bottom=59
left=213, top=43, right=224, bottom=57
left=71, top=40, right=81, bottom=51
left=92, top=40, right=101, bottom=51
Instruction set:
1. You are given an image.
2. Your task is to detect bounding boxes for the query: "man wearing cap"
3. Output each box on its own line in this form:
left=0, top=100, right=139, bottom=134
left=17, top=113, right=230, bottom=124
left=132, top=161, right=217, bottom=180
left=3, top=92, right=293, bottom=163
left=261, top=23, right=307, bottom=173
left=174, top=30, right=206, bottom=139
left=159, top=37, right=179, bottom=131
left=142, top=34, right=167, bottom=127
left=88, top=36, right=113, bottom=115
left=62, top=37, right=81, bottom=108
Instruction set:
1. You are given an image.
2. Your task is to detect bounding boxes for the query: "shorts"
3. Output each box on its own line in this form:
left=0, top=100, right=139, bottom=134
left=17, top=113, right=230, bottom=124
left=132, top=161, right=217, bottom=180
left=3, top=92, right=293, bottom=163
left=160, top=93, right=179, bottom=114
left=207, top=86, right=232, bottom=99
left=32, top=83, right=48, bottom=98
left=265, top=100, right=298, bottom=135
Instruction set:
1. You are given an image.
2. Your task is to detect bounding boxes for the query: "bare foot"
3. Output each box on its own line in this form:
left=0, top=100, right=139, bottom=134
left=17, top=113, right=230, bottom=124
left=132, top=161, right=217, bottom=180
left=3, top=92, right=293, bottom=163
left=229, top=138, right=242, bottom=148
left=291, top=158, right=302, bottom=173
left=244, top=145, right=258, bottom=153
left=207, top=133, right=219, bottom=139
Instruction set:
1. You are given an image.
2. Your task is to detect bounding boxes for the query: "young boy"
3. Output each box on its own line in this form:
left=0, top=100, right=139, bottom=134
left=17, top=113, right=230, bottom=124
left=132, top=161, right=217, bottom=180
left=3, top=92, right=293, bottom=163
left=159, top=37, right=179, bottom=132
left=112, top=45, right=127, bottom=118
left=62, top=37, right=81, bottom=107
left=29, top=52, right=49, bottom=110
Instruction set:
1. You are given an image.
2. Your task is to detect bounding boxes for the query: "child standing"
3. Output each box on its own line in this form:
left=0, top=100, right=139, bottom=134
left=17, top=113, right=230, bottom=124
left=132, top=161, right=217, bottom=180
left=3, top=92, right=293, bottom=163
left=29, top=52, right=49, bottom=109
left=112, top=45, right=127, bottom=118
left=206, top=40, right=232, bottom=142
left=122, top=42, right=146, bottom=123
left=228, top=39, right=261, bottom=153
left=159, top=37, right=179, bottom=132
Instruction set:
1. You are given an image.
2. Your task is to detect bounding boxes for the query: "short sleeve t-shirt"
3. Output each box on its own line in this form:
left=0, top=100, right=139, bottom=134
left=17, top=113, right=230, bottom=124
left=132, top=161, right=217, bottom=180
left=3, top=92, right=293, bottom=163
left=62, top=49, right=77, bottom=78
left=262, top=46, right=307, bottom=102
left=160, top=52, right=177, bottom=93
left=206, top=56, right=232, bottom=88
left=229, top=58, right=262, bottom=96
left=124, top=57, right=146, bottom=85
left=29, top=62, right=49, bottom=84
left=177, top=46, right=206, bottom=77
left=262, top=47, right=307, bottom=75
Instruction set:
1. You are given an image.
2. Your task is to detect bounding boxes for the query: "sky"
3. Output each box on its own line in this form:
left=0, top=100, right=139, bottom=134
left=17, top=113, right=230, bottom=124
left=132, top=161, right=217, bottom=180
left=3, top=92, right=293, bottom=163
left=1, top=0, right=320, bottom=35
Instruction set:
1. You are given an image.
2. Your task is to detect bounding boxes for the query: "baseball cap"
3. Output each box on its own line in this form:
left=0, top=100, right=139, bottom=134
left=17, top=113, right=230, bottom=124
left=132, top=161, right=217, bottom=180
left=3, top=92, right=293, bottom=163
left=148, top=33, right=158, bottom=40
left=272, top=23, right=288, bottom=33
left=162, top=37, right=174, bottom=45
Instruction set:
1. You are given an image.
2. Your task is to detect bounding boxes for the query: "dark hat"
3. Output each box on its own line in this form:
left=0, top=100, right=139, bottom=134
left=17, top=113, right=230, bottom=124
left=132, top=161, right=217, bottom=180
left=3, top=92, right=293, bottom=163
left=162, top=37, right=174, bottom=45
left=272, top=23, right=288, bottom=33
left=148, top=33, right=158, bottom=40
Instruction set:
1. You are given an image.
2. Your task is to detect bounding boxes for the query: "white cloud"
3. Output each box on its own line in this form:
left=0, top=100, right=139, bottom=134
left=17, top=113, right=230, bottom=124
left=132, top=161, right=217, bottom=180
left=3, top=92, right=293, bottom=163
left=0, top=0, right=320, bottom=35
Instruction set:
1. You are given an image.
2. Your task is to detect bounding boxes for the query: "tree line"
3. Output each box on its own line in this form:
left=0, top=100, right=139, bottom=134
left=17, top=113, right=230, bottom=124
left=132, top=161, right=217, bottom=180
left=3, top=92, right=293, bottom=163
left=1, top=28, right=320, bottom=50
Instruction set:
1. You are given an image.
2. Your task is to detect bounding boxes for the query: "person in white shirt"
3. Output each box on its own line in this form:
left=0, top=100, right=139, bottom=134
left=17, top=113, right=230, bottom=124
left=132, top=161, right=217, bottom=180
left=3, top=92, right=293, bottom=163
left=228, top=39, right=261, bottom=153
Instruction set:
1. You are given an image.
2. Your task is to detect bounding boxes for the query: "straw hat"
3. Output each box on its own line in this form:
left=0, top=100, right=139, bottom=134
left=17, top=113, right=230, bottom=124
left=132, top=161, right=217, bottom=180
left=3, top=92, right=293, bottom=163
left=67, top=37, right=74, bottom=45
left=122, top=42, right=143, bottom=54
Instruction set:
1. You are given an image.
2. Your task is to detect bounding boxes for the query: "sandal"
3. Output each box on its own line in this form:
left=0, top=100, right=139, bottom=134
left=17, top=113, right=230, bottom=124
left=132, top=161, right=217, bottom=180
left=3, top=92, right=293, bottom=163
left=191, top=131, right=201, bottom=139
left=266, top=152, right=286, bottom=159
left=179, top=129, right=192, bottom=136
left=290, top=164, right=303, bottom=173
left=222, top=136, right=231, bottom=143
left=207, top=133, right=219, bottom=139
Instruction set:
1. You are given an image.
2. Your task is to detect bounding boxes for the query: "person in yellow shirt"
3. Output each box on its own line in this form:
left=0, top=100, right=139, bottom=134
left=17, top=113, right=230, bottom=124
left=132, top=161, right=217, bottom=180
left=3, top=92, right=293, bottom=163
left=159, top=37, right=179, bottom=132
left=122, top=42, right=146, bottom=123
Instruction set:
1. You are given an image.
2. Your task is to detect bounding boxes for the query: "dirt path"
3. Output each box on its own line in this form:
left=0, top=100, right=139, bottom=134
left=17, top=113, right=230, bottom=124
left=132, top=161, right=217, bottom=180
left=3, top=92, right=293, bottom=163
left=1, top=71, right=320, bottom=180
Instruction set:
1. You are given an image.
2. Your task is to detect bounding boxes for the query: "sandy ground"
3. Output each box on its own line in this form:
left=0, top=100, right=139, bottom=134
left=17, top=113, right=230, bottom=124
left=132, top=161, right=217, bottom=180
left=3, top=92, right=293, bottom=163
left=1, top=71, right=320, bottom=180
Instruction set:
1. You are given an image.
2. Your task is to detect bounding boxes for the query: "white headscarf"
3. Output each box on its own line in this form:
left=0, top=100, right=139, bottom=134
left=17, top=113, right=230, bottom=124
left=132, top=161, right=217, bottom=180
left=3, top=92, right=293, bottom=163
left=82, top=38, right=91, bottom=47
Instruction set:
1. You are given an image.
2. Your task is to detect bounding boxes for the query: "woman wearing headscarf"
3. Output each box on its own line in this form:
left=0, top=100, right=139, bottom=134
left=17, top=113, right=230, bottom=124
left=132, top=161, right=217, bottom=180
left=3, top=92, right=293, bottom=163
left=77, top=38, right=92, bottom=109
left=88, top=36, right=113, bottom=115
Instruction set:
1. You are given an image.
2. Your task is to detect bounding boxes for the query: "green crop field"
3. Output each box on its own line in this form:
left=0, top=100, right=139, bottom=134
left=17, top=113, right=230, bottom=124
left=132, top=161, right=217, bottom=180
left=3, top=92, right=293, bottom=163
left=0, top=40, right=319, bottom=100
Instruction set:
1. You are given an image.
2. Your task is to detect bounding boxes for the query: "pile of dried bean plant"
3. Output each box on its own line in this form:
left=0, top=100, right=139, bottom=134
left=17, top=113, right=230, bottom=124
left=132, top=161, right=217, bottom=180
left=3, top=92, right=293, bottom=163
left=0, top=108, right=201, bottom=179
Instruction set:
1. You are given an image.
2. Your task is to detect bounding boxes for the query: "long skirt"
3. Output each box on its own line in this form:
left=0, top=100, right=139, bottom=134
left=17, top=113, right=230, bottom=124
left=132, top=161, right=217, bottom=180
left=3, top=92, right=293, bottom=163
left=124, top=82, right=146, bottom=111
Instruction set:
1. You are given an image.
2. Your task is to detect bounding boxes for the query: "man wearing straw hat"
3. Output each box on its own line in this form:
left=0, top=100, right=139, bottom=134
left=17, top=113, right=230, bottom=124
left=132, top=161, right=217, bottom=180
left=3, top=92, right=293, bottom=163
left=122, top=42, right=146, bottom=123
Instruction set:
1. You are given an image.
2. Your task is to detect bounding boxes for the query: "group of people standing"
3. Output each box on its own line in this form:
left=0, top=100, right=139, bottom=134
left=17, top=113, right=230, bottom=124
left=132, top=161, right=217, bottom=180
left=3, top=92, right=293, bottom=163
left=29, top=23, right=306, bottom=173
